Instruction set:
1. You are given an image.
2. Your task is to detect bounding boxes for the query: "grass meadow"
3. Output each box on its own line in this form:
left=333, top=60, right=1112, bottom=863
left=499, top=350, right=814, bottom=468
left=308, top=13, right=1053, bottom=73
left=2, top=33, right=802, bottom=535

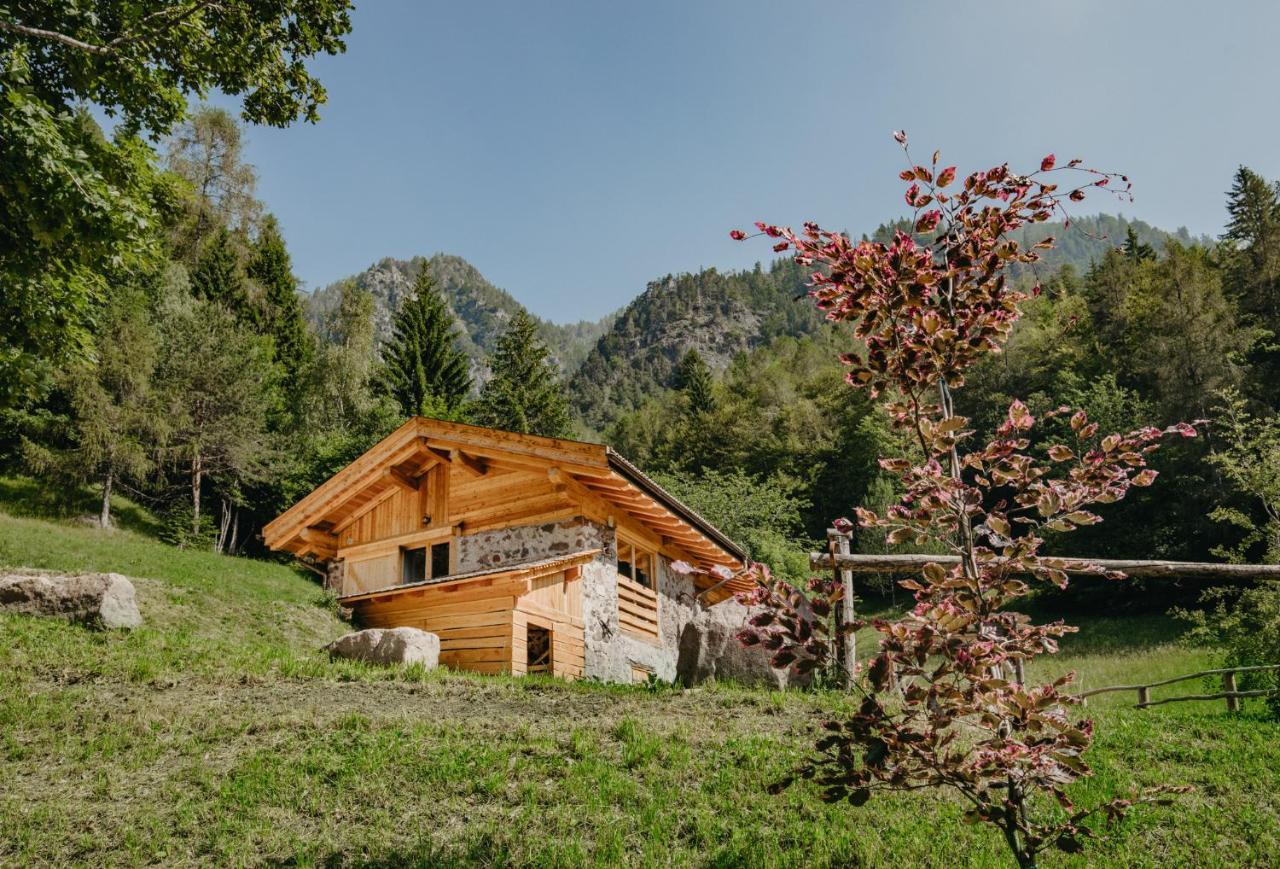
left=1, top=480, right=1276, bottom=867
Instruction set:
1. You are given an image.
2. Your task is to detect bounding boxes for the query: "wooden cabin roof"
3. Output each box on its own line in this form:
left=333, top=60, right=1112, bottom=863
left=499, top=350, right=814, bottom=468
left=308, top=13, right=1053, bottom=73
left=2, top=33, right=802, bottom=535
left=263, top=417, right=747, bottom=580
left=337, top=550, right=600, bottom=604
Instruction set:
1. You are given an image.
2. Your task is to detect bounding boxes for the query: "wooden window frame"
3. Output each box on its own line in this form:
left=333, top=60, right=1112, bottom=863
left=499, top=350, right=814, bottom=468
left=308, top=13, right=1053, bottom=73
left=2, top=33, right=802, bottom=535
left=617, top=533, right=656, bottom=590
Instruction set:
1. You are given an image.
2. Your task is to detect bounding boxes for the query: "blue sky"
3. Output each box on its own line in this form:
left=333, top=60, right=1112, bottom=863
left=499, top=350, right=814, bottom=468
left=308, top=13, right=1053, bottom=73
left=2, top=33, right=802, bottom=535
left=221, top=0, right=1280, bottom=322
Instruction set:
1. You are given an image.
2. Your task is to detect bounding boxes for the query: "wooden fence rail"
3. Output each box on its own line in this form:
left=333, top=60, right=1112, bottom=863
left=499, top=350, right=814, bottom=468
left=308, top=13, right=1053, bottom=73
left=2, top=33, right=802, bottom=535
left=808, top=552, right=1280, bottom=582
left=1077, top=663, right=1280, bottom=711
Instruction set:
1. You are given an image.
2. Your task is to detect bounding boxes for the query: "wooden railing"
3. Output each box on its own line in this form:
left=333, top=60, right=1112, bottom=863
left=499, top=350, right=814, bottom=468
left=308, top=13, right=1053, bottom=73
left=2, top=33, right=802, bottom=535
left=617, top=576, right=659, bottom=644
left=809, top=551, right=1280, bottom=582
left=1078, top=663, right=1280, bottom=711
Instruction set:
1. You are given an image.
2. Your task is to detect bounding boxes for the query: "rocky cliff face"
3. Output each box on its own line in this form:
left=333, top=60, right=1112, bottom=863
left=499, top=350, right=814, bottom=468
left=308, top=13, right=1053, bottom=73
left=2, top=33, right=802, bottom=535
left=566, top=259, right=825, bottom=430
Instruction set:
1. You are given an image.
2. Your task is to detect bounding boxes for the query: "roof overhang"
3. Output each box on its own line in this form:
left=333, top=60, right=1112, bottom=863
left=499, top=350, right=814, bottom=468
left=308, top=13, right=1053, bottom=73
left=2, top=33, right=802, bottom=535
left=263, top=418, right=747, bottom=575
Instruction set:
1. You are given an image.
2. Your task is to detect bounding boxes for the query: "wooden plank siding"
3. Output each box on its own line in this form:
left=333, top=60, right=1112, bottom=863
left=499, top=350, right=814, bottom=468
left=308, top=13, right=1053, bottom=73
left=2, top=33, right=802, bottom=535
left=351, top=565, right=586, bottom=679
left=617, top=576, right=660, bottom=644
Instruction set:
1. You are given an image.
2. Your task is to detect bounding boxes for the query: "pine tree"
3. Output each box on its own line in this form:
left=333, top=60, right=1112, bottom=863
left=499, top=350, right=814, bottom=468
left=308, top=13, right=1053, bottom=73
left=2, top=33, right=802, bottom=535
left=155, top=292, right=280, bottom=545
left=1122, top=226, right=1155, bottom=262
left=1223, top=166, right=1280, bottom=319
left=475, top=310, right=573, bottom=437
left=190, top=225, right=258, bottom=327
left=249, top=215, right=313, bottom=402
left=675, top=348, right=716, bottom=413
left=1223, top=166, right=1280, bottom=407
left=21, top=286, right=165, bottom=528
left=380, top=268, right=472, bottom=418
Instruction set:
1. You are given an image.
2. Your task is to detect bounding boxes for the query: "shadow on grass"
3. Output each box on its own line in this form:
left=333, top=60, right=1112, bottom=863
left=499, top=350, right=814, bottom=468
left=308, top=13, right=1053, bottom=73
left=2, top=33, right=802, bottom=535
left=0, top=476, right=163, bottom=538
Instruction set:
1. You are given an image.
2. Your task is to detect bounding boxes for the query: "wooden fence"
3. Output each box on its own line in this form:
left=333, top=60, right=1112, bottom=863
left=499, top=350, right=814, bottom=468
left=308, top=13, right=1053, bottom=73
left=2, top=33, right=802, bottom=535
left=1077, top=664, right=1280, bottom=711
left=811, top=531, right=1280, bottom=697
left=809, top=550, right=1280, bottom=582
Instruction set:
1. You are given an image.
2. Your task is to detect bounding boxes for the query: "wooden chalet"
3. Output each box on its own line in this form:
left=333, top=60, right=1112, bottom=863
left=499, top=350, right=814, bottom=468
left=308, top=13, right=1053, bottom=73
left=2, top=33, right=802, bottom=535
left=263, top=418, right=752, bottom=683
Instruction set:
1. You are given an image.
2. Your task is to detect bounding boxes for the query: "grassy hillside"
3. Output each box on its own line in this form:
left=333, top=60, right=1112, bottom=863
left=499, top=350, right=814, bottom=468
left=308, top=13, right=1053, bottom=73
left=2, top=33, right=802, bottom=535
left=1, top=489, right=1277, bottom=867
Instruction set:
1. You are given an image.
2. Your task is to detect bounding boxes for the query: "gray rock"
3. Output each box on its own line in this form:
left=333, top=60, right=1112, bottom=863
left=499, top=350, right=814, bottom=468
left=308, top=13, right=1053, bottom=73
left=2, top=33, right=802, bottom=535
left=0, top=571, right=142, bottom=630
left=674, top=615, right=794, bottom=690
left=326, top=627, right=440, bottom=668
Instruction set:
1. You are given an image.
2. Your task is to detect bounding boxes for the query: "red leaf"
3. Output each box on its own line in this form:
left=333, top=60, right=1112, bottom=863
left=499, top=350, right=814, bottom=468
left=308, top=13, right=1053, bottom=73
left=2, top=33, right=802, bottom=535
left=937, top=166, right=956, bottom=187
left=729, top=229, right=746, bottom=241
left=1041, top=154, right=1056, bottom=172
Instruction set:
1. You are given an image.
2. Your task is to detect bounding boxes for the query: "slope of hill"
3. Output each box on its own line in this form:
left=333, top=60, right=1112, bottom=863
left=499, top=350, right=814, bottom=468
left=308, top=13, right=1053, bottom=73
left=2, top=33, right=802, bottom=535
left=1, top=481, right=1277, bottom=865
left=306, top=254, right=613, bottom=375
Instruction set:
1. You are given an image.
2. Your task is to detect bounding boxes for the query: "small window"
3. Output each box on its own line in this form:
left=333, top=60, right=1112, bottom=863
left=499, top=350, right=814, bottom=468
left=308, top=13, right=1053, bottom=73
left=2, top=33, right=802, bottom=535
left=402, top=546, right=426, bottom=583
left=431, top=542, right=451, bottom=579
left=617, top=538, right=655, bottom=588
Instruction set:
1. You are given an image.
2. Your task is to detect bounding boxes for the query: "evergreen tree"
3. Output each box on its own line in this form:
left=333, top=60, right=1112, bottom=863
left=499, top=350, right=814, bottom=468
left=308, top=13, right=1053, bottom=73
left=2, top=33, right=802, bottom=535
left=675, top=348, right=716, bottom=413
left=165, top=106, right=262, bottom=258
left=21, top=286, right=165, bottom=527
left=249, top=215, right=313, bottom=402
left=1223, top=166, right=1280, bottom=317
left=475, top=310, right=572, bottom=437
left=190, top=226, right=258, bottom=327
left=1222, top=166, right=1280, bottom=407
left=1122, top=226, right=1156, bottom=262
left=380, top=269, right=472, bottom=418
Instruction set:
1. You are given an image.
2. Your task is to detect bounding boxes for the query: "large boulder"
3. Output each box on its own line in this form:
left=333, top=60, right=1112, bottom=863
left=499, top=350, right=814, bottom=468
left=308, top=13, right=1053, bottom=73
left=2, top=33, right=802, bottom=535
left=326, top=627, right=440, bottom=668
left=0, top=571, right=142, bottom=630
left=675, top=608, right=797, bottom=690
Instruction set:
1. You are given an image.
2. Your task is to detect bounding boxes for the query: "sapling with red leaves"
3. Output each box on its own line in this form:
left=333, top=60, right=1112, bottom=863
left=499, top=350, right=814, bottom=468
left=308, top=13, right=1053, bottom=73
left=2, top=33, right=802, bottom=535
left=692, top=133, right=1196, bottom=866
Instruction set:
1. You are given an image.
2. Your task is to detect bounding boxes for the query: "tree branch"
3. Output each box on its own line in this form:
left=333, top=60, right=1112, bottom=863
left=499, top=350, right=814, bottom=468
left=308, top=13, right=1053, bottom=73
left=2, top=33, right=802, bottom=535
left=0, top=2, right=222, bottom=57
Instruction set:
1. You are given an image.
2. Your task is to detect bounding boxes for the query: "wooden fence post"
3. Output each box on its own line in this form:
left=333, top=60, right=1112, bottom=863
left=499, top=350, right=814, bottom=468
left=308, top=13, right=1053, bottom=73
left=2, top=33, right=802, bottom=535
left=828, top=527, right=856, bottom=690
left=1137, top=686, right=1150, bottom=707
left=1224, top=671, right=1240, bottom=712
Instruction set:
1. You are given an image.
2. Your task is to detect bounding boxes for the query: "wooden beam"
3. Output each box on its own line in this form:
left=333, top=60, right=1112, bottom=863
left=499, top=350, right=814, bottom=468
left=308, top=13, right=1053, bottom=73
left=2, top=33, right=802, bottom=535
left=455, top=450, right=488, bottom=477
left=808, top=552, right=1280, bottom=581
left=387, top=466, right=419, bottom=493
left=338, top=523, right=457, bottom=561
left=270, top=436, right=427, bottom=545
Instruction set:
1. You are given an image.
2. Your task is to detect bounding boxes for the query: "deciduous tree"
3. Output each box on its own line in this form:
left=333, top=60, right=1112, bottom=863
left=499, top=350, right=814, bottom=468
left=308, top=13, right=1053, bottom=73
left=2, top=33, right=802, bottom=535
left=705, top=136, right=1195, bottom=867
left=155, top=291, right=279, bottom=544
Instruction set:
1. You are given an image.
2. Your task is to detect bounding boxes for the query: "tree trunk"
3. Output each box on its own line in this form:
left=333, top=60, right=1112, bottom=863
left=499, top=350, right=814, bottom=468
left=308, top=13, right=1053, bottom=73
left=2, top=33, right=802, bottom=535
left=228, top=507, right=241, bottom=556
left=99, top=470, right=113, bottom=529
left=191, top=452, right=203, bottom=538
left=216, top=498, right=231, bottom=553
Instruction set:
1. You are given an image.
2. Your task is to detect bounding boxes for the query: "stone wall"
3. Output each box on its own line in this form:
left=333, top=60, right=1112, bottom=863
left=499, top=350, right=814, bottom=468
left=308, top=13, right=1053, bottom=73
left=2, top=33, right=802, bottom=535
left=453, top=516, right=789, bottom=687
left=455, top=517, right=610, bottom=572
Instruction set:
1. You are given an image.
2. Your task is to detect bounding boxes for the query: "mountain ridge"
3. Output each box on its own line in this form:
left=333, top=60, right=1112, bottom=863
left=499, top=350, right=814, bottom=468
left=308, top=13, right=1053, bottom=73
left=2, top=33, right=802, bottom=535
left=306, top=214, right=1207, bottom=428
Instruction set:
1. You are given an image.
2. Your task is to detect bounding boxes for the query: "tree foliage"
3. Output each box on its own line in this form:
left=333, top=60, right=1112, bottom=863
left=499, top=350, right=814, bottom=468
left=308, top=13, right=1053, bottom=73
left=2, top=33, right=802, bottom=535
left=0, top=1, right=351, bottom=409
left=705, top=137, right=1195, bottom=867
left=474, top=310, right=572, bottom=437
left=380, top=269, right=472, bottom=419
left=675, top=348, right=716, bottom=413
left=19, top=284, right=164, bottom=527
left=154, top=291, right=279, bottom=543
left=250, top=214, right=313, bottom=406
